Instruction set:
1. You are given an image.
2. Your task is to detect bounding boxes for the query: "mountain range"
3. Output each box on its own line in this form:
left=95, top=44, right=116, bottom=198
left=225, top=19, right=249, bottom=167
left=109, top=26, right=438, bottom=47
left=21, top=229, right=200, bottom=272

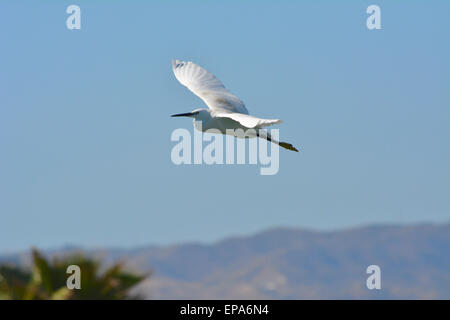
left=1, top=223, right=449, bottom=299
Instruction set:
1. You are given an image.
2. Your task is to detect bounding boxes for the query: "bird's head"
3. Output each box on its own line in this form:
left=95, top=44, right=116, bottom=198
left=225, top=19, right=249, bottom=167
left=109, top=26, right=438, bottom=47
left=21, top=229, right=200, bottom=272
left=171, top=108, right=209, bottom=121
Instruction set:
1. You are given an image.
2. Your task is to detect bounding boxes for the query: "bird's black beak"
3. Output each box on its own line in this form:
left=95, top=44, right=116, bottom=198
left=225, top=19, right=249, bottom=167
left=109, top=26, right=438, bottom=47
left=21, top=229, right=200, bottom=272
left=171, top=111, right=199, bottom=117
left=171, top=112, right=193, bottom=117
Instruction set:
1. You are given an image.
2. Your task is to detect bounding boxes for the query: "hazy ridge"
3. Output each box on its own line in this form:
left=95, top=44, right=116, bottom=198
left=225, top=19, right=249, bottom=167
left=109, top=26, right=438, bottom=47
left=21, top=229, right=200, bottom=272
left=1, top=223, right=449, bottom=299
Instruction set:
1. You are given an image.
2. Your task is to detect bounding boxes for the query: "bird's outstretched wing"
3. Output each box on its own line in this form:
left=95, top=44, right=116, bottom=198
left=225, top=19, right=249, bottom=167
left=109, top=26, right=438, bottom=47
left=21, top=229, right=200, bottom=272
left=172, top=59, right=249, bottom=115
left=215, top=112, right=282, bottom=129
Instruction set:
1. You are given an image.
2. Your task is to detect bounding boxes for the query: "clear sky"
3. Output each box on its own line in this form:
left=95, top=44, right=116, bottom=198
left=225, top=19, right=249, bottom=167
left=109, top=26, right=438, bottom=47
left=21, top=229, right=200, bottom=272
left=1, top=1, right=449, bottom=253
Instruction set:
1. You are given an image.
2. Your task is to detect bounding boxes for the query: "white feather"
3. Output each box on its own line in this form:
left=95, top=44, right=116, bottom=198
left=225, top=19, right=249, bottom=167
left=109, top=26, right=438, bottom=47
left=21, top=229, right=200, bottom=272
left=172, top=60, right=249, bottom=115
left=215, top=112, right=282, bottom=129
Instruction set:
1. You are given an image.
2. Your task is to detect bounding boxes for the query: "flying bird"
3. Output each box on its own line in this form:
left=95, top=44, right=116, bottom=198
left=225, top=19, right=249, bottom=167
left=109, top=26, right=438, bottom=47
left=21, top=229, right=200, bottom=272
left=171, top=60, right=298, bottom=152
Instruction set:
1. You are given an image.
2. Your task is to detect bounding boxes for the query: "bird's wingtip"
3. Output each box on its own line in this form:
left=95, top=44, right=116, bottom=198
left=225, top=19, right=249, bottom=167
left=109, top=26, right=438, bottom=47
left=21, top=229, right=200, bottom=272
left=172, top=59, right=188, bottom=70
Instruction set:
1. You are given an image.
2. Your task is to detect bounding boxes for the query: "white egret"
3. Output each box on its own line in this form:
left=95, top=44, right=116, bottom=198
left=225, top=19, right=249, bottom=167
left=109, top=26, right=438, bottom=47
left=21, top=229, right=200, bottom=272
left=171, top=59, right=298, bottom=152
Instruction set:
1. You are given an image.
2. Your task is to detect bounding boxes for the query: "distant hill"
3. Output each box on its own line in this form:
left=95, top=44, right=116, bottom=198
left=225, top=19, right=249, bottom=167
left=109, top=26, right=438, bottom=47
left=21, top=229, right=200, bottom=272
left=1, top=223, right=449, bottom=299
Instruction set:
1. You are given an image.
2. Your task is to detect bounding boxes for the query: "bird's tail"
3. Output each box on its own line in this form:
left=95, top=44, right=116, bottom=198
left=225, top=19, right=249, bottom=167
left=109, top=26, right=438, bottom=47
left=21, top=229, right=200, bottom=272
left=257, top=131, right=299, bottom=152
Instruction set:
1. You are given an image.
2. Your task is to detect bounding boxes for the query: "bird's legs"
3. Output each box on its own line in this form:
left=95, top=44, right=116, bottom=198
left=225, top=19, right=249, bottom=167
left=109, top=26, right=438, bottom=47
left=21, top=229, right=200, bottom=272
left=256, top=130, right=299, bottom=152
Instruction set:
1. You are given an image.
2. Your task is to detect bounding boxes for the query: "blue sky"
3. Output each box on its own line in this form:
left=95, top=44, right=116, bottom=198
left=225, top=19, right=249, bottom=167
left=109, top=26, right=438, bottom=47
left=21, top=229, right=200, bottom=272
left=1, top=1, right=449, bottom=253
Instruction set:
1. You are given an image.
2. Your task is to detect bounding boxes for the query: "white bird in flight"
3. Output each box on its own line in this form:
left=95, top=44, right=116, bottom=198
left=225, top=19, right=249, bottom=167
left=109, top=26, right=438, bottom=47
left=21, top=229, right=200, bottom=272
left=171, top=60, right=298, bottom=152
